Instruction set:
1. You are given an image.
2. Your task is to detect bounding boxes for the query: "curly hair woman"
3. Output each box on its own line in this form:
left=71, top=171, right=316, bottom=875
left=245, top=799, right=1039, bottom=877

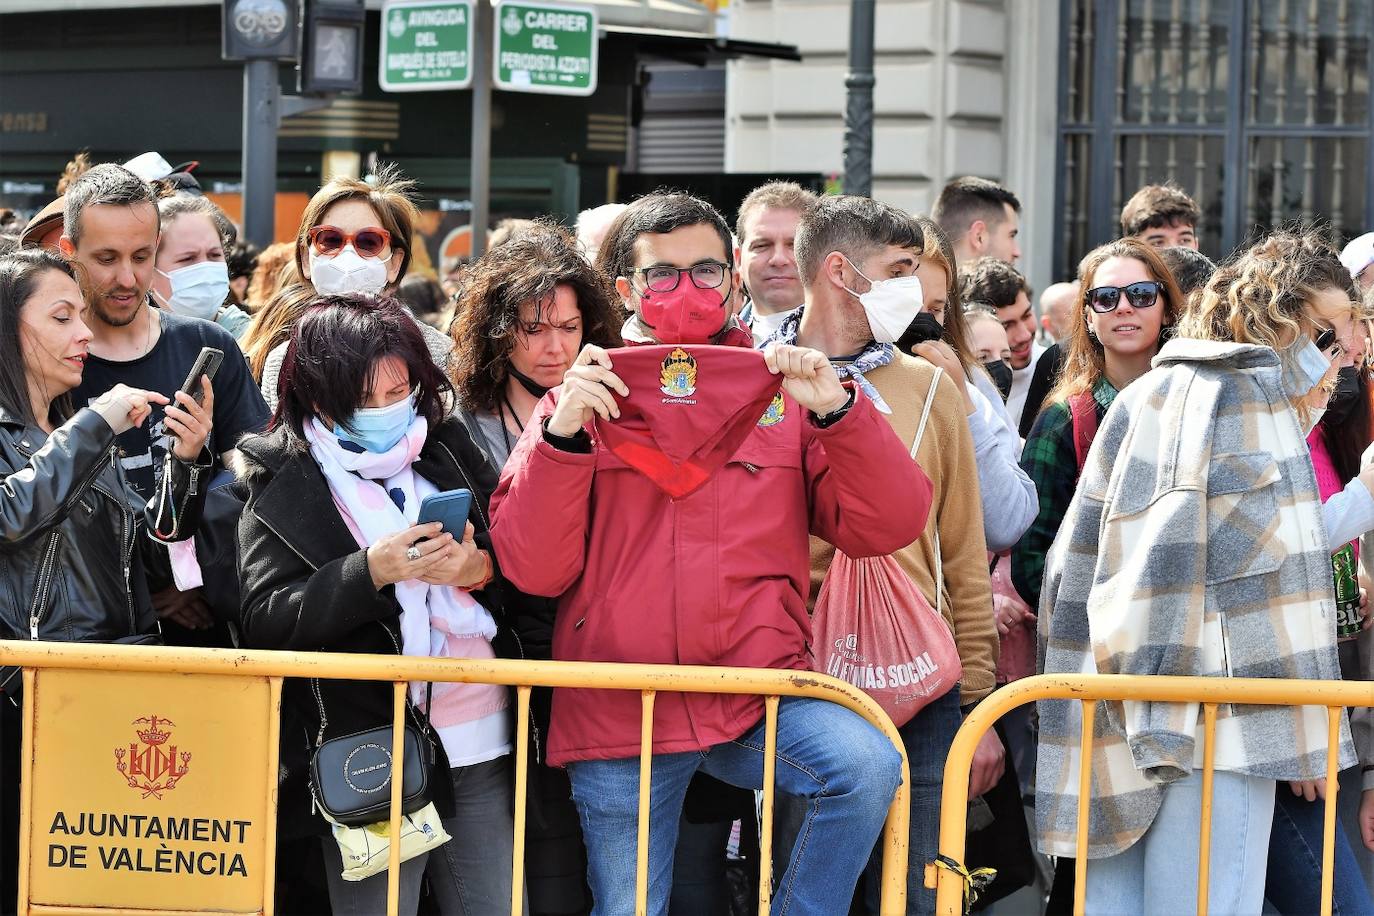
left=449, top=220, right=620, bottom=468
left=446, top=220, right=619, bottom=916
left=1036, top=228, right=1362, bottom=914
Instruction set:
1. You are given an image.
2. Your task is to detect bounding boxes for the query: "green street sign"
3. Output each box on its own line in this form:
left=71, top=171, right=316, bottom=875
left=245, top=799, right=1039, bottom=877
left=493, top=1, right=598, bottom=97
left=380, top=0, right=475, bottom=92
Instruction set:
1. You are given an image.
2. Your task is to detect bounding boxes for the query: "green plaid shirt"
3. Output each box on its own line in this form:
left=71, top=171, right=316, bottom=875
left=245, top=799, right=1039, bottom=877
left=1010, top=377, right=1118, bottom=611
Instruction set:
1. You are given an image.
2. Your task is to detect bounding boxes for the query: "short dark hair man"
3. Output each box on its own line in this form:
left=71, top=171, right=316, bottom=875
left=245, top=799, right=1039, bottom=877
left=786, top=195, right=1002, bottom=912
left=61, top=163, right=270, bottom=643
left=492, top=191, right=929, bottom=914
left=959, top=256, right=1043, bottom=430
left=932, top=176, right=1023, bottom=266
left=735, top=181, right=818, bottom=346
left=1120, top=183, right=1201, bottom=249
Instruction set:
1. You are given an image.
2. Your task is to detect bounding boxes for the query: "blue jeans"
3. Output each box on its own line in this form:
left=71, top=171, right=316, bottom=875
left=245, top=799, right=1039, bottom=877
left=1265, top=782, right=1374, bottom=915
left=1085, top=769, right=1274, bottom=915
left=567, top=696, right=903, bottom=916
left=859, top=685, right=962, bottom=915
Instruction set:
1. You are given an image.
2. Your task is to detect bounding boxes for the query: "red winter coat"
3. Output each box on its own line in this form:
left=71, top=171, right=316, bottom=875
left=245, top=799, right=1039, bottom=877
left=489, top=346, right=932, bottom=766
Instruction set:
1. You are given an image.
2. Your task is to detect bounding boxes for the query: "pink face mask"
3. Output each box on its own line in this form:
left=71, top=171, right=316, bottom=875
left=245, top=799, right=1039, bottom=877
left=638, top=282, right=730, bottom=344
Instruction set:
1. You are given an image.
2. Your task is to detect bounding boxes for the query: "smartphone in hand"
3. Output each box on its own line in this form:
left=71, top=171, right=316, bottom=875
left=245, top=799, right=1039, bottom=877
left=164, top=346, right=223, bottom=447
left=178, top=347, right=224, bottom=406
left=417, top=489, right=474, bottom=536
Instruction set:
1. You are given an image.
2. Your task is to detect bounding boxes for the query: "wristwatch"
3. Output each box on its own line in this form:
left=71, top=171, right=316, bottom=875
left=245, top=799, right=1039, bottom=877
left=812, top=389, right=857, bottom=429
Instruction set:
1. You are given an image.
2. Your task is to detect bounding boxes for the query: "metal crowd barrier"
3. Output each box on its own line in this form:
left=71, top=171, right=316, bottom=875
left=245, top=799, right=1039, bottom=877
left=0, top=641, right=910, bottom=916
left=929, top=674, right=1374, bottom=916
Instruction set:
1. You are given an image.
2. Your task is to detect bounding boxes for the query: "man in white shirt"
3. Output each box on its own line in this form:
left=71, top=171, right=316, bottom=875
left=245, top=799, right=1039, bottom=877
left=735, top=181, right=818, bottom=347
left=959, top=256, right=1043, bottom=430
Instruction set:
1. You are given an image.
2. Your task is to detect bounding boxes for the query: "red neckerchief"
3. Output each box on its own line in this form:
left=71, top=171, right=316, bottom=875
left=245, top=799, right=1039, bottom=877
left=595, top=340, right=782, bottom=499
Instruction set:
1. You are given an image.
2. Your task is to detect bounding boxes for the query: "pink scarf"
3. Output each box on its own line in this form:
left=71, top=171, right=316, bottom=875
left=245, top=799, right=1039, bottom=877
left=304, top=416, right=509, bottom=758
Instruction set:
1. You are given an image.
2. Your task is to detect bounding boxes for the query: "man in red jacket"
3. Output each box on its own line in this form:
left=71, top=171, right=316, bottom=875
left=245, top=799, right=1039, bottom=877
left=490, top=192, right=932, bottom=915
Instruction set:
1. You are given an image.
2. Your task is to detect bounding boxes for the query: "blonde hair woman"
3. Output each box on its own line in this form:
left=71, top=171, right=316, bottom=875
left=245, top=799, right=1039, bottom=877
left=1036, top=229, right=1360, bottom=915
left=254, top=165, right=452, bottom=410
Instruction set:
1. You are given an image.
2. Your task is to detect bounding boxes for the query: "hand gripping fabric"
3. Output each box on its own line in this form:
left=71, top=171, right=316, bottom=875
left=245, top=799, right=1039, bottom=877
left=593, top=344, right=783, bottom=499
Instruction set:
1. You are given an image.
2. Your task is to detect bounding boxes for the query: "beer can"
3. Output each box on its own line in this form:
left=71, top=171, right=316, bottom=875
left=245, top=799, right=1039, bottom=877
left=1332, top=543, right=1362, bottom=640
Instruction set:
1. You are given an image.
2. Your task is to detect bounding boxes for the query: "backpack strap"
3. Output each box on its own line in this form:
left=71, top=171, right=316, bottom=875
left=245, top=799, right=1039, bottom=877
left=1068, top=391, right=1099, bottom=481
left=911, top=368, right=944, bottom=460
left=911, top=369, right=944, bottom=619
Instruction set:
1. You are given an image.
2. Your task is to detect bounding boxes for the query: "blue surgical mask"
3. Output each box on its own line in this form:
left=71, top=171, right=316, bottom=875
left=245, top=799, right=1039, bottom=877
left=334, top=392, right=418, bottom=453
left=1282, top=336, right=1335, bottom=398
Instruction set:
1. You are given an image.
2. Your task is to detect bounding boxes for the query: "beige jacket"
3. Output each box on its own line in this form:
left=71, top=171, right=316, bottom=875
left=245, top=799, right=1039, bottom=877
left=809, top=353, right=999, bottom=702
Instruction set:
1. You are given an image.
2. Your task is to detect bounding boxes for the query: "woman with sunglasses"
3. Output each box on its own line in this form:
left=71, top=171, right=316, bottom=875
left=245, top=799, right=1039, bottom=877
left=1035, top=229, right=1362, bottom=915
left=1012, top=238, right=1179, bottom=616
left=1010, top=239, right=1179, bottom=912
left=253, top=164, right=454, bottom=411
left=1264, top=277, right=1374, bottom=915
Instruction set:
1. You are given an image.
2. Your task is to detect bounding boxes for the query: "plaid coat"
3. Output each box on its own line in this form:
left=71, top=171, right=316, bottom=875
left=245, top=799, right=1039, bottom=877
left=1036, top=338, right=1356, bottom=858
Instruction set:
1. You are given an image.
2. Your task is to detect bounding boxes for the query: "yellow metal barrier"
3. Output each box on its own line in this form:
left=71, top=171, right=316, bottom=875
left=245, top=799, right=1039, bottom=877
left=0, top=640, right=910, bottom=916
left=929, top=674, right=1374, bottom=916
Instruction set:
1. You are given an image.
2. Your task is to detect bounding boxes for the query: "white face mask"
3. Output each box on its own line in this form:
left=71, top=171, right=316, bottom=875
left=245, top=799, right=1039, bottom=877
left=309, top=244, right=389, bottom=296
left=842, top=256, right=925, bottom=344
left=154, top=260, right=229, bottom=321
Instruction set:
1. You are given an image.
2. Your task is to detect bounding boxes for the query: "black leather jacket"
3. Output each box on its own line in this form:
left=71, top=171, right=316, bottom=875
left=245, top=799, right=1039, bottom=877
left=0, top=405, right=209, bottom=648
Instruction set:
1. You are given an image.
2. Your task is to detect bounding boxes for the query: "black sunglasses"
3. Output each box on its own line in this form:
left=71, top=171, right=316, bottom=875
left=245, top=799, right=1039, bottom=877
left=1086, top=281, right=1162, bottom=314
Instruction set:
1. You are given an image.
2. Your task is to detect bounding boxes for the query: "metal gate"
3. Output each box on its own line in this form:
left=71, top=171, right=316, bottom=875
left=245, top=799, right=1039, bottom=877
left=1055, top=0, right=1374, bottom=278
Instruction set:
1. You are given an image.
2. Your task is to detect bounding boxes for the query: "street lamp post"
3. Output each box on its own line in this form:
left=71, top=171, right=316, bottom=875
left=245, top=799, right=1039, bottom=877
left=842, top=0, right=875, bottom=197
left=223, top=0, right=298, bottom=247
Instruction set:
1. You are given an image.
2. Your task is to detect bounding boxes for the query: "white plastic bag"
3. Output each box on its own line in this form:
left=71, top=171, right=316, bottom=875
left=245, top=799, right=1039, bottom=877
left=327, top=801, right=452, bottom=882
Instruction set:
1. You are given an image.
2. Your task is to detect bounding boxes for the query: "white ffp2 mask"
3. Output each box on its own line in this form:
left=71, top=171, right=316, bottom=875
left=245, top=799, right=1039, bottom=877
left=309, top=244, right=389, bottom=296
left=842, top=257, right=925, bottom=344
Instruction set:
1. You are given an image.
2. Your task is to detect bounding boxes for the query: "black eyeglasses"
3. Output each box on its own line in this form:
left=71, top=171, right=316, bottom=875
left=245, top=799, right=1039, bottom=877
left=635, top=261, right=728, bottom=294
left=1085, top=281, right=1162, bottom=314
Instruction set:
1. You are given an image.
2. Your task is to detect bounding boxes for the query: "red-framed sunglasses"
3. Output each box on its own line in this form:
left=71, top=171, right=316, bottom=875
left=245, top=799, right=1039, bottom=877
left=307, top=225, right=393, bottom=259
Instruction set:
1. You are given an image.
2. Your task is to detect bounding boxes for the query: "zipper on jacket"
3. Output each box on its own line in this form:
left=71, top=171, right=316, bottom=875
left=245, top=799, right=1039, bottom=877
left=119, top=505, right=136, bottom=635
left=47, top=444, right=116, bottom=537
left=742, top=462, right=759, bottom=474
left=26, top=444, right=119, bottom=640
left=27, top=532, right=61, bottom=639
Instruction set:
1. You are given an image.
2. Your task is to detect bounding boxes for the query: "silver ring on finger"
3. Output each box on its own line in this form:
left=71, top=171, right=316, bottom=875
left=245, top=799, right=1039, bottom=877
left=406, top=545, right=422, bottom=562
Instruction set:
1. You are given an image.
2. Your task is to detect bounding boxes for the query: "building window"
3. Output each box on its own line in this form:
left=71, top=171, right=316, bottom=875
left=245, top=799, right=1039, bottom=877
left=1056, top=0, right=1372, bottom=279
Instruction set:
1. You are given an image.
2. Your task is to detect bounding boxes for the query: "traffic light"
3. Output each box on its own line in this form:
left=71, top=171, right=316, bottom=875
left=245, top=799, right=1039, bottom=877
left=299, top=0, right=367, bottom=95
left=222, top=0, right=300, bottom=60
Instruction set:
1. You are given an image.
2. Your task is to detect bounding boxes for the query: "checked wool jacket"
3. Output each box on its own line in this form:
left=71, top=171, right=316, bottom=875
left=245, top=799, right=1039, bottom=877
left=1035, top=338, right=1356, bottom=859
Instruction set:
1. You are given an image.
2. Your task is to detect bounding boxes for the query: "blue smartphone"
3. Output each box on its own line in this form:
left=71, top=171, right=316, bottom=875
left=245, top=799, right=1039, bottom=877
left=417, top=489, right=473, bottom=535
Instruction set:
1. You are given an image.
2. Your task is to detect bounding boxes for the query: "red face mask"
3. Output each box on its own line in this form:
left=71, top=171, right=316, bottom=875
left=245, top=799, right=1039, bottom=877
left=638, top=282, right=730, bottom=344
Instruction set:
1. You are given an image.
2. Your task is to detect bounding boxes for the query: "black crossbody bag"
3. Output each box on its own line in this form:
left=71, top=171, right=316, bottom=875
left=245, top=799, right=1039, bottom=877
left=308, top=679, right=435, bottom=827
